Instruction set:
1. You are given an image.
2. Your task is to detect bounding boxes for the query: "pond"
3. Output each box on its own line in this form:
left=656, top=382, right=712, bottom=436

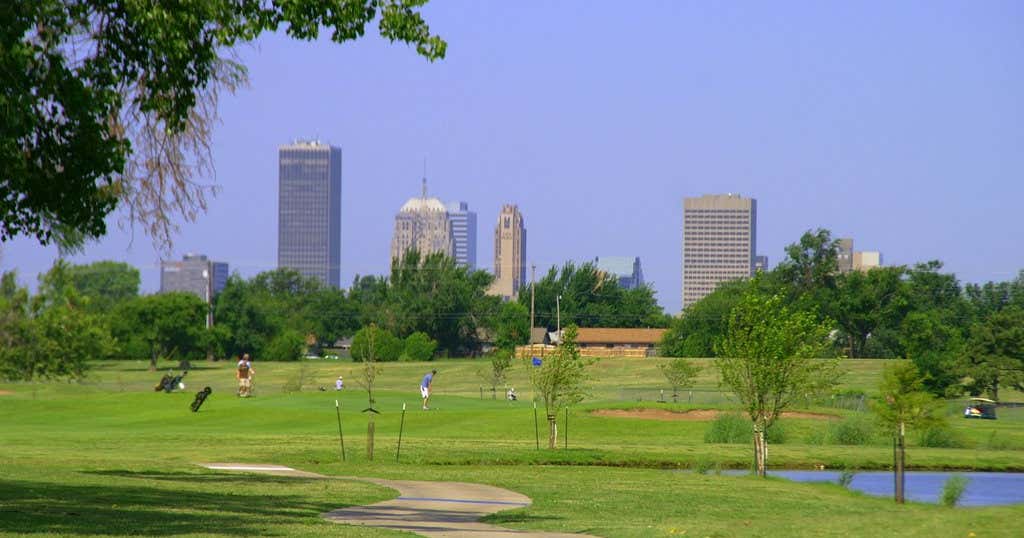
left=759, top=471, right=1024, bottom=506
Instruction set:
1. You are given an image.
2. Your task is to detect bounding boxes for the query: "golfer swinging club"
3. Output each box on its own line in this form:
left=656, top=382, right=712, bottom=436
left=421, top=369, right=436, bottom=410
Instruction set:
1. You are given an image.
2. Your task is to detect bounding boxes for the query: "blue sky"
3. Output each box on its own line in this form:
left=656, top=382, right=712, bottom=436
left=2, top=1, right=1022, bottom=313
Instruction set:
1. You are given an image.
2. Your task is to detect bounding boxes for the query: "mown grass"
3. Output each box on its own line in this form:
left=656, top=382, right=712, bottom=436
left=2, top=358, right=1023, bottom=537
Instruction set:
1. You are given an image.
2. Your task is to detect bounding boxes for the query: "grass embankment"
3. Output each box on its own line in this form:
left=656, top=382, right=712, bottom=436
left=1, top=358, right=1023, bottom=537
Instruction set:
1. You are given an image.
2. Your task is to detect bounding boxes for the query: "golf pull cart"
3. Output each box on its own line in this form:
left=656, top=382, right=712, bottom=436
left=963, top=397, right=997, bottom=420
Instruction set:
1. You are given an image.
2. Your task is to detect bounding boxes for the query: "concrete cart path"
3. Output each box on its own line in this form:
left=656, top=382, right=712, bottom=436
left=200, top=463, right=599, bottom=538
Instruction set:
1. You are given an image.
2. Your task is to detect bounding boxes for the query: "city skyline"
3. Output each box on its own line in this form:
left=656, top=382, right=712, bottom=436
left=1, top=2, right=1021, bottom=314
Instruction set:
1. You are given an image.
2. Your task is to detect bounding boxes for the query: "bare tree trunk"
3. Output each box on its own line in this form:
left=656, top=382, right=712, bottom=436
left=754, top=422, right=767, bottom=477
left=547, top=414, right=558, bottom=449
left=367, top=419, right=375, bottom=461
left=894, top=422, right=905, bottom=504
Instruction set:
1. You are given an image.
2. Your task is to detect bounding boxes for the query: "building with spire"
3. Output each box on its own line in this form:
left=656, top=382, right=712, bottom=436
left=390, top=178, right=454, bottom=266
left=489, top=204, right=526, bottom=301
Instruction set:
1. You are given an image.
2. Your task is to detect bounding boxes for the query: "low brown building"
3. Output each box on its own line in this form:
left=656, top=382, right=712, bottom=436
left=516, top=328, right=666, bottom=359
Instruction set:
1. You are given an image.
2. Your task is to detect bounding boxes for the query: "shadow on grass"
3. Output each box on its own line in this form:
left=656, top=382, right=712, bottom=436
left=0, top=475, right=345, bottom=535
left=481, top=510, right=563, bottom=524
left=85, top=470, right=321, bottom=484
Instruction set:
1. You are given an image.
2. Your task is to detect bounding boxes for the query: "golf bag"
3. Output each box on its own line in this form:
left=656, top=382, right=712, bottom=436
left=154, top=370, right=188, bottom=393
left=190, top=386, right=212, bottom=412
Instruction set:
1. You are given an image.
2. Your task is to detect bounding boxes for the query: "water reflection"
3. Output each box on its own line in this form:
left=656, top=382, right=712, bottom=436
left=748, top=471, right=1024, bottom=506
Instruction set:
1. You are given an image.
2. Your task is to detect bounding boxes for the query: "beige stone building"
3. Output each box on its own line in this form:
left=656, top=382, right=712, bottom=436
left=853, top=251, right=882, bottom=271
left=681, top=194, right=756, bottom=310
left=390, top=180, right=453, bottom=266
left=490, top=204, right=526, bottom=301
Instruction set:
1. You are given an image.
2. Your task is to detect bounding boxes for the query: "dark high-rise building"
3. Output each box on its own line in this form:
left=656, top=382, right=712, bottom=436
left=446, top=201, right=477, bottom=270
left=278, top=141, right=342, bottom=287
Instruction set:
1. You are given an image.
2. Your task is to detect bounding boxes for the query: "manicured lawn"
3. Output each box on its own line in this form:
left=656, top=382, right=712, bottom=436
left=2, top=358, right=1023, bottom=537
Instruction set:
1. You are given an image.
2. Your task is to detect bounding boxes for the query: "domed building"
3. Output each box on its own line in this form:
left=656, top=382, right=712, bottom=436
left=390, top=179, right=454, bottom=266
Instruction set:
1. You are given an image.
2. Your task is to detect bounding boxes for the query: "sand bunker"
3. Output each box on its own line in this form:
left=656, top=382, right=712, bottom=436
left=591, top=408, right=837, bottom=421
left=0, top=390, right=12, bottom=396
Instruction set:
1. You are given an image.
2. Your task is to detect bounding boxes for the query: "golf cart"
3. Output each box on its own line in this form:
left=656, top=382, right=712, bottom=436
left=963, top=397, right=997, bottom=420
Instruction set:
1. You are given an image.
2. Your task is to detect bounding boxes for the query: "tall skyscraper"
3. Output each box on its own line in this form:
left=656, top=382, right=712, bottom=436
left=595, top=256, right=645, bottom=290
left=681, top=194, right=757, bottom=309
left=278, top=140, right=342, bottom=287
left=390, top=179, right=454, bottom=266
left=446, top=201, right=477, bottom=270
left=490, top=204, right=526, bottom=301
left=754, top=255, right=769, bottom=273
left=160, top=253, right=229, bottom=303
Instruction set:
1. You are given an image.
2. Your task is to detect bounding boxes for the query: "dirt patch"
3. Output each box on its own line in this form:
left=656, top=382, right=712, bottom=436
left=0, top=390, right=12, bottom=396
left=591, top=408, right=837, bottom=421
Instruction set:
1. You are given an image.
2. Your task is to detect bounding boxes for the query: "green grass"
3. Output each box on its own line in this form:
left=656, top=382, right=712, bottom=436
left=2, top=358, right=1023, bottom=537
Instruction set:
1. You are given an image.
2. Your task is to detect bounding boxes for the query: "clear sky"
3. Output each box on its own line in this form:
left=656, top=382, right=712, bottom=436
left=2, top=1, right=1022, bottom=314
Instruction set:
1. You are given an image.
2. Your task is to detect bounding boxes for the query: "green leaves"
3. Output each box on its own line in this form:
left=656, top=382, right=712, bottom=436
left=3, top=0, right=446, bottom=246
left=715, top=290, right=840, bottom=427
left=872, top=362, right=944, bottom=433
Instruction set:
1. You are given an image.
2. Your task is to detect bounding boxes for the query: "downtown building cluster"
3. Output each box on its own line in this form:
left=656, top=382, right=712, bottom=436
left=159, top=141, right=879, bottom=315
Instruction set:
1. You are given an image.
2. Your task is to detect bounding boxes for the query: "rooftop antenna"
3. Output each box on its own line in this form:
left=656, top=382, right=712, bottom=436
left=421, top=157, right=427, bottom=198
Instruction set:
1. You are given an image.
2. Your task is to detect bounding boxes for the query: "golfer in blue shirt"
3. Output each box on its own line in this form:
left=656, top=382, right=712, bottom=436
left=421, top=369, right=436, bottom=410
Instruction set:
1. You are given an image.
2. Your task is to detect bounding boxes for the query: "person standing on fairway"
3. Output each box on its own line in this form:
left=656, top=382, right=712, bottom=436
left=420, top=369, right=436, bottom=410
left=236, top=353, right=254, bottom=397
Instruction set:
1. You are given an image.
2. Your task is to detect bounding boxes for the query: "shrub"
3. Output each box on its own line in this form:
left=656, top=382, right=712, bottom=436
left=940, top=474, right=969, bottom=507
left=351, top=325, right=403, bottom=362
left=918, top=425, right=966, bottom=448
left=693, top=457, right=714, bottom=475
left=981, top=430, right=1013, bottom=450
left=401, top=331, right=438, bottom=361
left=827, top=415, right=875, bottom=446
left=766, top=420, right=787, bottom=444
left=264, top=329, right=304, bottom=361
left=704, top=413, right=750, bottom=444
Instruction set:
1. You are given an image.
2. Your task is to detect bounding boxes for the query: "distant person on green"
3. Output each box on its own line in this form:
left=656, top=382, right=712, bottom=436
left=420, top=369, right=436, bottom=410
left=236, top=354, right=254, bottom=397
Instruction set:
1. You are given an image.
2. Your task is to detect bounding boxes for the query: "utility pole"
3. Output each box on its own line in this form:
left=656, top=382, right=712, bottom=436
left=556, top=294, right=562, bottom=335
left=530, top=264, right=536, bottom=337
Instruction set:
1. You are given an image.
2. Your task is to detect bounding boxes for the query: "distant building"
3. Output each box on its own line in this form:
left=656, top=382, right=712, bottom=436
left=681, top=194, right=757, bottom=310
left=278, top=140, right=342, bottom=287
left=160, top=254, right=228, bottom=303
left=838, top=237, right=882, bottom=272
left=754, top=255, right=769, bottom=273
left=490, top=204, right=526, bottom=301
left=853, top=251, right=883, bottom=271
left=837, top=238, right=854, bottom=273
left=390, top=179, right=454, bottom=266
left=446, top=201, right=477, bottom=270
left=595, top=256, right=645, bottom=290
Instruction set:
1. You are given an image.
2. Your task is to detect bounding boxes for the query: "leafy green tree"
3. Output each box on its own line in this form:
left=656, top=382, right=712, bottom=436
left=522, top=262, right=666, bottom=330
left=0, top=270, right=113, bottom=381
left=901, top=310, right=966, bottom=396
left=493, top=301, right=530, bottom=350
left=351, top=324, right=402, bottom=362
left=775, top=228, right=839, bottom=305
left=873, top=362, right=944, bottom=503
left=961, top=307, right=1024, bottom=400
left=715, top=289, right=840, bottom=477
left=264, top=329, right=305, bottom=362
left=110, top=293, right=207, bottom=369
left=661, top=280, right=749, bottom=357
left=402, top=331, right=438, bottom=361
left=65, top=261, right=140, bottom=313
left=213, top=274, right=284, bottom=359
left=382, top=250, right=495, bottom=355
left=828, top=267, right=909, bottom=358
left=3, top=0, right=445, bottom=248
left=658, top=358, right=701, bottom=401
left=531, top=325, right=590, bottom=448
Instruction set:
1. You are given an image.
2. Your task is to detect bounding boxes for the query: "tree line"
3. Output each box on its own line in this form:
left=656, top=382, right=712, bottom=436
left=661, top=228, right=1024, bottom=399
left=0, top=250, right=668, bottom=380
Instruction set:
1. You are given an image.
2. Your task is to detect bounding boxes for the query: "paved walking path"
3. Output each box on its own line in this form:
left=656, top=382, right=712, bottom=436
left=200, top=463, right=599, bottom=538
